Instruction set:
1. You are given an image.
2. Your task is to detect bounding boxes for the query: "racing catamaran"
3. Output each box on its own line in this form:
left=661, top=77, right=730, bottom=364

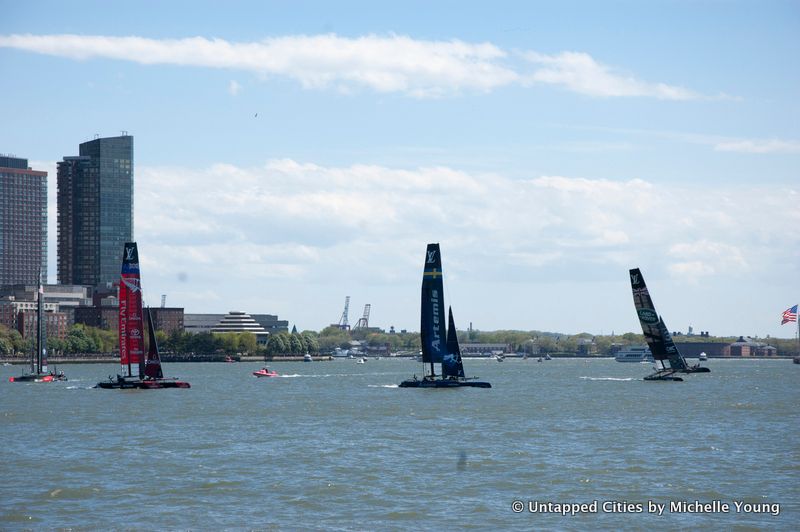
left=9, top=277, right=66, bottom=383
left=629, top=267, right=710, bottom=381
left=399, top=243, right=490, bottom=388
left=97, top=242, right=190, bottom=389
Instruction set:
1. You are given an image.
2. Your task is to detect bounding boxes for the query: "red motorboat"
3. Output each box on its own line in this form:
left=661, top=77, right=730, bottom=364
left=253, top=367, right=278, bottom=378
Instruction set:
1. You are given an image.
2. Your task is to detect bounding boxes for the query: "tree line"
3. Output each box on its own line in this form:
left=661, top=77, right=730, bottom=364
left=2, top=322, right=797, bottom=357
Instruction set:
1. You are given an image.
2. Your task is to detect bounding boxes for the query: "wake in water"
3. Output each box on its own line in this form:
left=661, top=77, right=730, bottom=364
left=277, top=372, right=402, bottom=378
left=367, top=384, right=399, bottom=388
left=580, top=376, right=635, bottom=382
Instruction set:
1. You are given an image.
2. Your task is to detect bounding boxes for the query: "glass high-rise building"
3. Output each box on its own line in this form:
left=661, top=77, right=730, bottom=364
left=57, top=135, right=133, bottom=287
left=0, top=155, right=48, bottom=286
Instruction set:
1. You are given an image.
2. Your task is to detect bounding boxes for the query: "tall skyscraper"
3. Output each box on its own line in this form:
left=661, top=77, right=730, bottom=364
left=0, top=155, right=48, bottom=286
left=57, top=134, right=133, bottom=287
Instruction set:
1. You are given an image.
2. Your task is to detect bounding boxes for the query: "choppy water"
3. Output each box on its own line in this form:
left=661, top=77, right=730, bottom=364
left=1, top=358, right=798, bottom=530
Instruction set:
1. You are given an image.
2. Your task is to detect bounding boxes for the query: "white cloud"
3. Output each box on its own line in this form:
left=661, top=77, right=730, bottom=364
left=228, top=80, right=241, bottom=95
left=714, top=138, right=800, bottom=154
left=520, top=51, right=699, bottom=100
left=0, top=33, right=703, bottom=99
left=131, top=160, right=798, bottom=291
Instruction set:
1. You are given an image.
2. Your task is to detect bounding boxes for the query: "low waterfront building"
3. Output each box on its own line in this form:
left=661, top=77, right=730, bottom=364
left=461, top=343, right=511, bottom=357
left=147, top=307, right=184, bottom=335
left=210, top=311, right=269, bottom=345
left=17, top=309, right=69, bottom=341
left=728, top=336, right=778, bottom=357
left=673, top=342, right=730, bottom=358
left=184, top=314, right=225, bottom=334
left=43, top=284, right=93, bottom=325
left=185, top=312, right=288, bottom=340
left=0, top=285, right=68, bottom=338
left=74, top=305, right=118, bottom=331
left=251, top=313, right=289, bottom=334
left=576, top=338, right=597, bottom=355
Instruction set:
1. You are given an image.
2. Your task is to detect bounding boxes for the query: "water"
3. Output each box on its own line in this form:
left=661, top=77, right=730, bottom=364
left=1, top=358, right=798, bottom=530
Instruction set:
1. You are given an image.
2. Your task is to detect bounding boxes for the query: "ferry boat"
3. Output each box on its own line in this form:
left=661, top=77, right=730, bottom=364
left=615, top=345, right=654, bottom=363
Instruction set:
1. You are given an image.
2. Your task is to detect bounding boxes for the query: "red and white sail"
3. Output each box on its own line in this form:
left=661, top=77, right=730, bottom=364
left=119, top=242, right=145, bottom=378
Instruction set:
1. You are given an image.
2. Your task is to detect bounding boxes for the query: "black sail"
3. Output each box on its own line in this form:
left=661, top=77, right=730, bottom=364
left=420, top=243, right=447, bottom=375
left=443, top=306, right=465, bottom=379
left=629, top=268, right=684, bottom=370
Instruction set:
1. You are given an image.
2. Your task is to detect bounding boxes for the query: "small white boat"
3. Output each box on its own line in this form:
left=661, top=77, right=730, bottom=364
left=699, top=352, right=708, bottom=361
left=303, top=353, right=312, bottom=362
left=356, top=357, right=366, bottom=364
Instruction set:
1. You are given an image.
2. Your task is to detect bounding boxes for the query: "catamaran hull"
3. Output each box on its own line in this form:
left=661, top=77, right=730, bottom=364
left=96, top=378, right=190, bottom=389
left=643, top=374, right=684, bottom=382
left=682, top=366, right=710, bottom=373
left=399, top=378, right=491, bottom=388
left=9, top=374, right=67, bottom=383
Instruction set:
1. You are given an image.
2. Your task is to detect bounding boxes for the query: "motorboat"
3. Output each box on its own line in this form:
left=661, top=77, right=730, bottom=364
left=253, top=367, right=278, bottom=378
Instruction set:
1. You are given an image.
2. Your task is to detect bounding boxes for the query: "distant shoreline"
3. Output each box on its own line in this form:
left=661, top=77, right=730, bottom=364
left=1, top=354, right=795, bottom=364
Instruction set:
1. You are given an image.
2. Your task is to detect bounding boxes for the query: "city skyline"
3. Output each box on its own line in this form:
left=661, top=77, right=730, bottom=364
left=1, top=1, right=798, bottom=337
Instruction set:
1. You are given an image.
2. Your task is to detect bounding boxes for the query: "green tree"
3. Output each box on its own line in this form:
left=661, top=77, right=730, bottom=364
left=0, top=337, right=12, bottom=356
left=266, top=333, right=288, bottom=356
left=238, top=332, right=257, bottom=354
left=289, top=334, right=304, bottom=354
left=301, top=332, right=319, bottom=353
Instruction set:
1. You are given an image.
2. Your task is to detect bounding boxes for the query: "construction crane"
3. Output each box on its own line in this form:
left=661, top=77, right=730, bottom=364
left=337, top=296, right=351, bottom=330
left=353, top=304, right=371, bottom=329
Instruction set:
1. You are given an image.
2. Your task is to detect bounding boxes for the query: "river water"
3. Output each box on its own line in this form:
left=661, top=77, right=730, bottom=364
left=1, top=358, right=798, bottom=530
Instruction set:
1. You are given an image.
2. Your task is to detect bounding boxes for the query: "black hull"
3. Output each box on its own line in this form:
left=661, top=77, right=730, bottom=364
left=644, top=373, right=683, bottom=382
left=96, top=377, right=190, bottom=389
left=682, top=366, right=710, bottom=373
left=399, top=378, right=491, bottom=388
left=9, top=373, right=67, bottom=383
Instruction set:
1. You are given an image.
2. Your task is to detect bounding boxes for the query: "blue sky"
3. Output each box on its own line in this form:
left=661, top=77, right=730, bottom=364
left=2, top=1, right=798, bottom=338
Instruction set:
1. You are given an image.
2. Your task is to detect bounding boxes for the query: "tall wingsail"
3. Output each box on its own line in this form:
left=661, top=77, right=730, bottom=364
left=443, top=306, right=465, bottom=379
left=656, top=316, right=689, bottom=370
left=119, top=242, right=146, bottom=378
left=629, top=268, right=684, bottom=370
left=144, top=307, right=164, bottom=379
left=420, top=243, right=447, bottom=375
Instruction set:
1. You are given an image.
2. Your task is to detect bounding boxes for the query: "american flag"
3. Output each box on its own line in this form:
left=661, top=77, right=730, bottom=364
left=781, top=304, right=798, bottom=325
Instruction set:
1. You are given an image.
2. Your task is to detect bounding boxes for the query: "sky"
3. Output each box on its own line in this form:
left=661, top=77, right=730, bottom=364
left=1, top=0, right=798, bottom=338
